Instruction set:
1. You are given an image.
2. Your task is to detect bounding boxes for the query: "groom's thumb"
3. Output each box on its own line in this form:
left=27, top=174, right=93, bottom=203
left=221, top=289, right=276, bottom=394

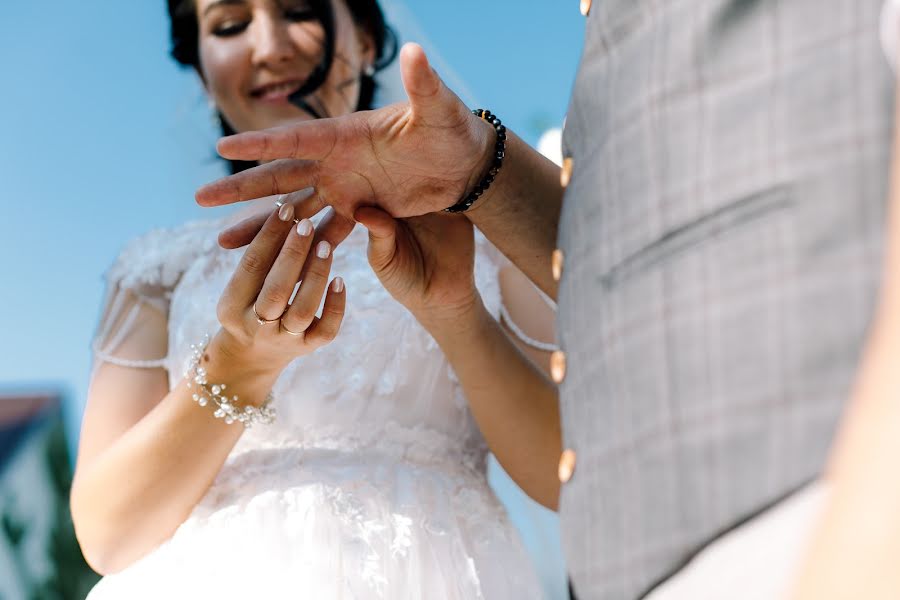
left=354, top=207, right=397, bottom=269
left=400, top=43, right=460, bottom=125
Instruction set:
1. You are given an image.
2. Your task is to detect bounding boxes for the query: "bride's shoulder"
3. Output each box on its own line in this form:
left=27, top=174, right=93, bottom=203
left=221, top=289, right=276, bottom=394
left=105, top=215, right=228, bottom=293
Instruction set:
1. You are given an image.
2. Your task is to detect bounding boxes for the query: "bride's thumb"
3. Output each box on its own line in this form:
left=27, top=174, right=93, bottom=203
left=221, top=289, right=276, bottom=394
left=400, top=43, right=460, bottom=124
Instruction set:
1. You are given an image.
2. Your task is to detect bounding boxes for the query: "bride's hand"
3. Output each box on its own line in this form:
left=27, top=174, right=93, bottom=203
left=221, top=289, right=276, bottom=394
left=210, top=205, right=346, bottom=377
left=197, top=43, right=497, bottom=247
left=354, top=206, right=480, bottom=328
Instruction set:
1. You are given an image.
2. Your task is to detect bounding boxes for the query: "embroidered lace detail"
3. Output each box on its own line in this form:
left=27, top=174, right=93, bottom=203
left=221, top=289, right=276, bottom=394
left=105, top=217, right=225, bottom=296
left=86, top=219, right=541, bottom=600
left=91, top=217, right=229, bottom=371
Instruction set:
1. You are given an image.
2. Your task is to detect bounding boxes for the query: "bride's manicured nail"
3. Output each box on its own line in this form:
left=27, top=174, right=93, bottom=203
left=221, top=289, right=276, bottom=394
left=332, top=277, right=345, bottom=293
left=278, top=202, right=294, bottom=222
left=316, top=241, right=332, bottom=259
left=297, top=219, right=313, bottom=237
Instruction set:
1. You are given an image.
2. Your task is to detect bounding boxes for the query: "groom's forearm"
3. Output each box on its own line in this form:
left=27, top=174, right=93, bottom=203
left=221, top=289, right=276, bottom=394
left=422, top=299, right=562, bottom=510
left=465, top=129, right=564, bottom=299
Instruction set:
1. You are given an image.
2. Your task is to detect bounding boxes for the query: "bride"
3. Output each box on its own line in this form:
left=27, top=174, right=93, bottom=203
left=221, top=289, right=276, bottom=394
left=71, top=0, right=557, bottom=598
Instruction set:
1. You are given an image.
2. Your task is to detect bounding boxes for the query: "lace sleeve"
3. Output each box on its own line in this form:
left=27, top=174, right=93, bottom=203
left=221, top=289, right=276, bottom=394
left=92, top=283, right=169, bottom=370
left=498, top=284, right=559, bottom=353
left=91, top=221, right=216, bottom=373
left=474, top=232, right=559, bottom=353
left=498, top=304, right=558, bottom=353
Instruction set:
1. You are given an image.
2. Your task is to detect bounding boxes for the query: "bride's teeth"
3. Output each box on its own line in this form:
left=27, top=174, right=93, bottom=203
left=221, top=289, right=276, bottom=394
left=255, top=82, right=298, bottom=98
left=267, top=83, right=293, bottom=95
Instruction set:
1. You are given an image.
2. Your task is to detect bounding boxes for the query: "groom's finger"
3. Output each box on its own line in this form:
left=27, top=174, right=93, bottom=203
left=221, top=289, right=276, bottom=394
left=215, top=116, right=341, bottom=162
left=400, top=43, right=460, bottom=127
left=217, top=187, right=319, bottom=249
left=196, top=158, right=320, bottom=207
left=218, top=212, right=268, bottom=250
left=219, top=201, right=353, bottom=251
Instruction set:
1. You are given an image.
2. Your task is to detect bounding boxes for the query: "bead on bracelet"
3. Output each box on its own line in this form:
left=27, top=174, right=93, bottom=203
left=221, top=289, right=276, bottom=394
left=185, top=335, right=276, bottom=428
left=444, top=109, right=507, bottom=214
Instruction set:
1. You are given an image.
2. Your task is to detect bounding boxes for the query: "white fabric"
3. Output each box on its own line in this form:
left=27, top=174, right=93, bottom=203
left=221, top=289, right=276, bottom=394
left=883, top=0, right=900, bottom=72
left=91, top=295, right=167, bottom=370
left=86, top=216, right=541, bottom=600
left=648, top=483, right=828, bottom=600
left=91, top=218, right=220, bottom=373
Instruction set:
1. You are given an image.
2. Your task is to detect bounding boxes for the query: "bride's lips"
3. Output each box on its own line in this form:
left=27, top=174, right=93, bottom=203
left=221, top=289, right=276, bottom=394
left=250, top=79, right=304, bottom=104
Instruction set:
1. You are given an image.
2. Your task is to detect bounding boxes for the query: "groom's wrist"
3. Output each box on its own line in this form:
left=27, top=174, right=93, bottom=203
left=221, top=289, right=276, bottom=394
left=464, top=115, right=498, bottom=196
left=464, top=126, right=519, bottom=222
left=449, top=114, right=505, bottom=217
left=417, top=295, right=487, bottom=343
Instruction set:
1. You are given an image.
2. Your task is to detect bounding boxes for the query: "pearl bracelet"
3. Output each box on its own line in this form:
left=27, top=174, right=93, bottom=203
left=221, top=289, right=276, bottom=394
left=185, top=335, right=276, bottom=428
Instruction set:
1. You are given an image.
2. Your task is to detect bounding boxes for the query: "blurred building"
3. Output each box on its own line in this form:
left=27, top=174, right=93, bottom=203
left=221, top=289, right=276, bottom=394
left=0, top=391, right=98, bottom=600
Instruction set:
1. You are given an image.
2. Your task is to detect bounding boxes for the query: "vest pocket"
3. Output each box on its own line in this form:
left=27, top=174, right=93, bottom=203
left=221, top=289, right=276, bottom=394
left=599, top=185, right=790, bottom=290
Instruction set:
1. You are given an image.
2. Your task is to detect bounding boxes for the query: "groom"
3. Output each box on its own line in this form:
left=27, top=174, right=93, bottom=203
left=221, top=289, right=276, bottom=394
left=196, top=1, right=894, bottom=597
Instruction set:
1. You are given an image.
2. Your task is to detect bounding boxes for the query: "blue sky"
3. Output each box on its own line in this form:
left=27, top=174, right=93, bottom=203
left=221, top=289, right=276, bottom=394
left=0, top=2, right=584, bottom=596
left=0, top=0, right=583, bottom=424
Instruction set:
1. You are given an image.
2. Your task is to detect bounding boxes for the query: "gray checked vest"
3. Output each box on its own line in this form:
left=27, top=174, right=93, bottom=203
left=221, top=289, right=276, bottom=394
left=555, top=0, right=895, bottom=597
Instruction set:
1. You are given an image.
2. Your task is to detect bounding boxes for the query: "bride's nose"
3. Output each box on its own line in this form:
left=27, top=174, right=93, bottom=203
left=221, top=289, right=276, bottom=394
left=250, top=14, right=298, bottom=67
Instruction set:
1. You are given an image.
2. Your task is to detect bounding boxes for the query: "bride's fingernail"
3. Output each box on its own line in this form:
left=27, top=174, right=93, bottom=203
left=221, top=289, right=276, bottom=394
left=278, top=203, right=294, bottom=222
left=316, top=241, right=332, bottom=259
left=332, top=277, right=345, bottom=293
left=297, top=219, right=313, bottom=237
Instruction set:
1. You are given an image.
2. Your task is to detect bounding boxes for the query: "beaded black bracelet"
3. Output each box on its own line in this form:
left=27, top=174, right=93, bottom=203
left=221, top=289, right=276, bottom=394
left=444, top=109, right=507, bottom=213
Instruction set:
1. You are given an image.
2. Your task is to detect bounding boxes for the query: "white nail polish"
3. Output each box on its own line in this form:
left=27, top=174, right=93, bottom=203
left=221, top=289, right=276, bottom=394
left=316, top=241, right=332, bottom=259
left=278, top=202, right=294, bottom=222
left=332, top=277, right=345, bottom=293
left=297, top=219, right=313, bottom=237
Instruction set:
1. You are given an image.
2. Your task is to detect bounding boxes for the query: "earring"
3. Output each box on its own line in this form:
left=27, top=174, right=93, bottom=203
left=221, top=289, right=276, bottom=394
left=363, top=64, right=376, bottom=77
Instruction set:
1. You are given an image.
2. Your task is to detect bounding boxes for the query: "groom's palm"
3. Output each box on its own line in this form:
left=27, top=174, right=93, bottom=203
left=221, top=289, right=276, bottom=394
left=310, top=104, right=484, bottom=218
left=196, top=44, right=493, bottom=239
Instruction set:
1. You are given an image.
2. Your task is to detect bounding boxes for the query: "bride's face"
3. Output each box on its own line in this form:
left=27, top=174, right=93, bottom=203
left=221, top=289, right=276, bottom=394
left=195, top=0, right=375, bottom=133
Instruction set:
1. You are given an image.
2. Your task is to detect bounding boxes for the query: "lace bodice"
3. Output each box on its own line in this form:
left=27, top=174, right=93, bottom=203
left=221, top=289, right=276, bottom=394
left=88, top=212, right=544, bottom=600
left=102, top=212, right=506, bottom=476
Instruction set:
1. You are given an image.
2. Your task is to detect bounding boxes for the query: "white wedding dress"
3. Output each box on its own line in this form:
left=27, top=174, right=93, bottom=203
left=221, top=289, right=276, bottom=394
left=85, top=212, right=542, bottom=599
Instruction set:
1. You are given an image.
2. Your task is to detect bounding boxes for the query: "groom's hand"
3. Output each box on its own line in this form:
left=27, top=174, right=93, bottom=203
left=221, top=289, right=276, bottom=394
left=197, top=43, right=497, bottom=249
left=354, top=206, right=481, bottom=329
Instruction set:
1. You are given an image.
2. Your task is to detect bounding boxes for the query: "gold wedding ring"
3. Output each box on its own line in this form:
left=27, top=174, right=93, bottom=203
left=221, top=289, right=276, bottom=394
left=280, top=322, right=304, bottom=336
left=253, top=303, right=282, bottom=325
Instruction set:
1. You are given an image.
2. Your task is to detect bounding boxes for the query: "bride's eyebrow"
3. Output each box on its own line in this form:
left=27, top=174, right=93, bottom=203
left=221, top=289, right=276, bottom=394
left=202, top=0, right=247, bottom=17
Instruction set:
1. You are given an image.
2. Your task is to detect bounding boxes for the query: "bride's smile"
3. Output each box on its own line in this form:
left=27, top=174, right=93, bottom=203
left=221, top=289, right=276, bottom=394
left=195, top=0, right=377, bottom=132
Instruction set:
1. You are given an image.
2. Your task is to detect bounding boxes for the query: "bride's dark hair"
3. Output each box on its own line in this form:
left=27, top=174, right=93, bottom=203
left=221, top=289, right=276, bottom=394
left=166, top=0, right=397, bottom=173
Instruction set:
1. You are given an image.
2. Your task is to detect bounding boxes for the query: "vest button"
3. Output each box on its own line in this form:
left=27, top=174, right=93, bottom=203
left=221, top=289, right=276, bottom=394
left=561, top=157, right=574, bottom=188
left=580, top=0, right=592, bottom=16
left=559, top=449, right=577, bottom=483
left=552, top=249, right=565, bottom=282
left=550, top=350, right=568, bottom=384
